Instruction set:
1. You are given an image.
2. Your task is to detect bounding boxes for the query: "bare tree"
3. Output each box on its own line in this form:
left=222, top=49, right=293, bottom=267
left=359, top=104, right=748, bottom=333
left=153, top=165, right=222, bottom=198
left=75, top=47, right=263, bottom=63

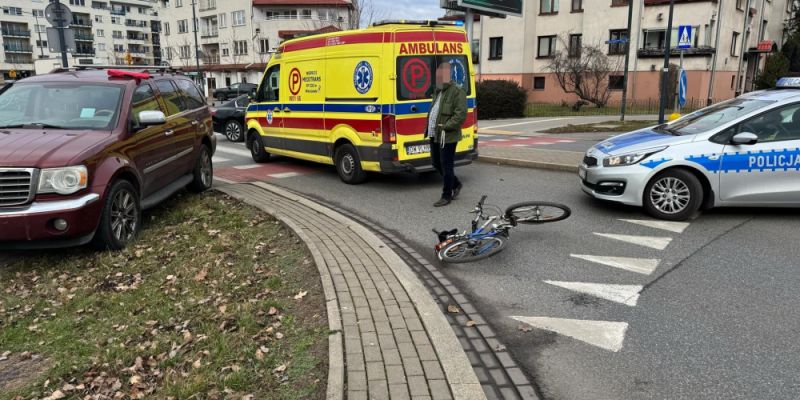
left=348, top=0, right=387, bottom=29
left=546, top=35, right=622, bottom=108
left=227, top=28, right=244, bottom=65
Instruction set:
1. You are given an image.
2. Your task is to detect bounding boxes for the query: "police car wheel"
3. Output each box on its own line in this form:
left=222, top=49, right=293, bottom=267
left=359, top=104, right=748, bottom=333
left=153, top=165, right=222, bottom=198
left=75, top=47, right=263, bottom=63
left=644, top=169, right=702, bottom=221
left=249, top=134, right=270, bottom=163
left=335, top=144, right=366, bottom=184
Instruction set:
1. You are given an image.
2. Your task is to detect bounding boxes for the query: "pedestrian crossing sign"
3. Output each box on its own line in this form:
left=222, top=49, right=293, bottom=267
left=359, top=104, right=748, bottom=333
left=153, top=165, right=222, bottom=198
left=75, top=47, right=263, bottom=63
left=677, top=25, right=692, bottom=49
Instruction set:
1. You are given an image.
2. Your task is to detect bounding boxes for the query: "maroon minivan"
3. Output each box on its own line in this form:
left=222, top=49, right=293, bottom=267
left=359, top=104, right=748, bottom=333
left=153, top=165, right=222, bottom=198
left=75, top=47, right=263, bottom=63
left=0, top=67, right=215, bottom=250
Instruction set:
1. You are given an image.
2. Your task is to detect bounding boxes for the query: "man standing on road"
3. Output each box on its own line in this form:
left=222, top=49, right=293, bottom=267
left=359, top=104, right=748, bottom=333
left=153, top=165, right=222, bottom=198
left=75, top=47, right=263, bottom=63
left=427, top=61, right=467, bottom=207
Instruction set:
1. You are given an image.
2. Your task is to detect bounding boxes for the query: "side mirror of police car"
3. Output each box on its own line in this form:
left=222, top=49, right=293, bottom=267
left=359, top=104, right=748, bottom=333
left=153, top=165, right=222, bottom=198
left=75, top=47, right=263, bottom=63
left=731, top=132, right=759, bottom=145
left=139, top=110, right=167, bottom=127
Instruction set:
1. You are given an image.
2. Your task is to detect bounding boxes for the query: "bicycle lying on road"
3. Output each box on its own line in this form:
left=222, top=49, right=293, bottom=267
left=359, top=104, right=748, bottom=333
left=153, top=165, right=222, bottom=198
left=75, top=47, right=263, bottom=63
left=433, top=195, right=571, bottom=263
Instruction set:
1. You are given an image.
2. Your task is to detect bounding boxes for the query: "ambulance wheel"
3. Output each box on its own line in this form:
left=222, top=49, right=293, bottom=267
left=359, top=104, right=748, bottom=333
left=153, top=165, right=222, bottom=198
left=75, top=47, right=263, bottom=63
left=335, top=144, right=366, bottom=184
left=643, top=169, right=702, bottom=221
left=249, top=134, right=270, bottom=163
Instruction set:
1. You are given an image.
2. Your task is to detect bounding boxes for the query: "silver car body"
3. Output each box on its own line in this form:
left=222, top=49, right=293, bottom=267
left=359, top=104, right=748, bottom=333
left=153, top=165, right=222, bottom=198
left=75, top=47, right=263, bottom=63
left=580, top=88, right=800, bottom=208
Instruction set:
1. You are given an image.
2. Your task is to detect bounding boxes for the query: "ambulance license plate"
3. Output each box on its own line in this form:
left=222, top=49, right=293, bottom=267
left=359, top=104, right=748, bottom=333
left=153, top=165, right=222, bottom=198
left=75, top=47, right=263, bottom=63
left=406, top=144, right=430, bottom=155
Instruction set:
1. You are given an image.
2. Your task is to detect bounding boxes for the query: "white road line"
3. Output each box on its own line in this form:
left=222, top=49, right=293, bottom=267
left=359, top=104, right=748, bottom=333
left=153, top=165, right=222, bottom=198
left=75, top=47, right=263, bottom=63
left=212, top=156, right=231, bottom=163
left=620, top=219, right=690, bottom=234
left=269, top=172, right=301, bottom=179
left=482, top=118, right=565, bottom=129
left=215, top=146, right=252, bottom=158
left=571, top=254, right=660, bottom=275
left=594, top=233, right=672, bottom=250
left=488, top=138, right=509, bottom=142
left=544, top=280, right=642, bottom=306
left=511, top=316, right=629, bottom=352
left=233, top=165, right=261, bottom=170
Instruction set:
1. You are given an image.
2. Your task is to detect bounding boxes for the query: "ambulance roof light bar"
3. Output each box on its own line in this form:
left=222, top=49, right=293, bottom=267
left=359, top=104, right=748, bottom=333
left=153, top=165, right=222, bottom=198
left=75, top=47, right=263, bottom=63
left=372, top=20, right=461, bottom=27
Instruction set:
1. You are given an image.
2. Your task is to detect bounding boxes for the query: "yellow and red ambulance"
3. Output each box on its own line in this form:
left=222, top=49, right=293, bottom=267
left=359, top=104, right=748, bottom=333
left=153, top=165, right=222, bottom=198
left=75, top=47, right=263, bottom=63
left=244, top=20, right=478, bottom=184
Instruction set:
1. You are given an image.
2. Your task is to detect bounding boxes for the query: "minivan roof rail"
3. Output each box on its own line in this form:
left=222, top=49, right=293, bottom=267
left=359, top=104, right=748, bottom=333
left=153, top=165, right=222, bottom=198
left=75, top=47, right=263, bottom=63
left=49, top=65, right=179, bottom=75
left=372, top=20, right=462, bottom=27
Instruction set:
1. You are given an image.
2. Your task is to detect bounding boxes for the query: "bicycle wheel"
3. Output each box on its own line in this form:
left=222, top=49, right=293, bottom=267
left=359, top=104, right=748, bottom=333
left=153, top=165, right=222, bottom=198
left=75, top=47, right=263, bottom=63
left=438, top=236, right=507, bottom=264
left=505, top=202, right=571, bottom=224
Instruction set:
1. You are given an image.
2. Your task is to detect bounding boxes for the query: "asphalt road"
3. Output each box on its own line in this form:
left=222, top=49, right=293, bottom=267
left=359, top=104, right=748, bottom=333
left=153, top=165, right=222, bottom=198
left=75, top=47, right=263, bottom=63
left=213, top=134, right=800, bottom=400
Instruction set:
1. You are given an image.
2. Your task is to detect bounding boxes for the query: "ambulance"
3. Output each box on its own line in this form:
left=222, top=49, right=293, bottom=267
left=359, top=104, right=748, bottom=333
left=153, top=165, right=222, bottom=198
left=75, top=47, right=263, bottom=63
left=244, top=20, right=478, bottom=184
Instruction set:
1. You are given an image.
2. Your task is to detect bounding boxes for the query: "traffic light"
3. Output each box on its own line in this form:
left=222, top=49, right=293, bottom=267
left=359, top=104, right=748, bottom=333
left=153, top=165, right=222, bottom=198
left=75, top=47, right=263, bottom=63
left=125, top=53, right=133, bottom=65
left=8, top=69, right=17, bottom=79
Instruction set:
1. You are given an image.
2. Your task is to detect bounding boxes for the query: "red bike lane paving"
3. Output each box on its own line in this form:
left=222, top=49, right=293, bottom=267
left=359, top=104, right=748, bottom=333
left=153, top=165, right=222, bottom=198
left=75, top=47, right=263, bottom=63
left=215, top=162, right=321, bottom=183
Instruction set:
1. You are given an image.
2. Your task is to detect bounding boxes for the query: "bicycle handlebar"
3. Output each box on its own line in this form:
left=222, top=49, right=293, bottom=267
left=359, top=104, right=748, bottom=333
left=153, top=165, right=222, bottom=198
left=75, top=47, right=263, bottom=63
left=478, top=195, right=487, bottom=207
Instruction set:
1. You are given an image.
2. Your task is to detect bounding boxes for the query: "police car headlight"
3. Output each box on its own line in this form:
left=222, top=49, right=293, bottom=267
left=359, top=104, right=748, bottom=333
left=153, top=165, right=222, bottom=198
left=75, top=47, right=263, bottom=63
left=37, top=166, right=88, bottom=195
left=603, top=148, right=666, bottom=167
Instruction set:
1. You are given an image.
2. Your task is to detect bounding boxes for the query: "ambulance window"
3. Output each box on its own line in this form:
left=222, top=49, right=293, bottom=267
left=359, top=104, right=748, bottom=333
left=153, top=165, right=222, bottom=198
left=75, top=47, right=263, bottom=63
left=257, top=65, right=280, bottom=102
left=397, top=55, right=470, bottom=101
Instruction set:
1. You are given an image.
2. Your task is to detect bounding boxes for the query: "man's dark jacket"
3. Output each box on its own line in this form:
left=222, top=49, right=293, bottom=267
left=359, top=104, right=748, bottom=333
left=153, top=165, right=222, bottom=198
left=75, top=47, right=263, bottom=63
left=427, top=82, right=467, bottom=145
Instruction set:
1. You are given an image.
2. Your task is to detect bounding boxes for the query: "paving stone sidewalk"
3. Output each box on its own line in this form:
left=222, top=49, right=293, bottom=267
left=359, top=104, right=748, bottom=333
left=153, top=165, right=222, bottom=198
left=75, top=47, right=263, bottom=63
left=218, top=182, right=486, bottom=400
left=477, top=146, right=583, bottom=172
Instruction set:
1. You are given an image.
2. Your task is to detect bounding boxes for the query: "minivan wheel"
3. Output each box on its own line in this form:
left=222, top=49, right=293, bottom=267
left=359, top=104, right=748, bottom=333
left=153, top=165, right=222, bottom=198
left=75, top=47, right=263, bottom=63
left=189, top=145, right=213, bottom=192
left=249, top=134, right=270, bottom=163
left=334, top=144, right=366, bottom=184
left=224, top=119, right=244, bottom=142
left=92, top=180, right=140, bottom=250
left=643, top=169, right=702, bottom=221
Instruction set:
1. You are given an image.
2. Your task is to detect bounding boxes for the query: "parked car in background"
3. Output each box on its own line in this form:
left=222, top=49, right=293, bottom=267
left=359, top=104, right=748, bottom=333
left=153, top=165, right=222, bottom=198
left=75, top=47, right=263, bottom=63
left=212, top=94, right=249, bottom=142
left=212, top=82, right=257, bottom=101
left=0, top=67, right=216, bottom=250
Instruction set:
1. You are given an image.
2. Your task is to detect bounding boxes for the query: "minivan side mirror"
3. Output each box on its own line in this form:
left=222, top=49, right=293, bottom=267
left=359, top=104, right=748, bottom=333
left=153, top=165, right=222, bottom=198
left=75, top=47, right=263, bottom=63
left=731, top=132, right=759, bottom=145
left=139, top=110, right=166, bottom=127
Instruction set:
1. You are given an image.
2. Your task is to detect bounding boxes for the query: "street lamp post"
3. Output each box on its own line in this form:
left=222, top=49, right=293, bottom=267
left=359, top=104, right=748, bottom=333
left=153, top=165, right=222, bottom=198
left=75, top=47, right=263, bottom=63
left=191, top=0, right=204, bottom=92
left=620, top=0, right=635, bottom=122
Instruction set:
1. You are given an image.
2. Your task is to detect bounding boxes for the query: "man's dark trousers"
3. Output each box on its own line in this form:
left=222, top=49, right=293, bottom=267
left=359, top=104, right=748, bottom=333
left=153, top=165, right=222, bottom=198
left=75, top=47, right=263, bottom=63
left=430, top=140, right=461, bottom=200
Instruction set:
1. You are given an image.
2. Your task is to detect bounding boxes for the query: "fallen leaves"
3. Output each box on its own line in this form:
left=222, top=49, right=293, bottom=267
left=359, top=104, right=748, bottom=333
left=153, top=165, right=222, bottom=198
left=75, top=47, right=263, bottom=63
left=293, top=291, right=307, bottom=300
left=466, top=320, right=477, bottom=327
left=447, top=304, right=460, bottom=313
left=518, top=324, right=532, bottom=333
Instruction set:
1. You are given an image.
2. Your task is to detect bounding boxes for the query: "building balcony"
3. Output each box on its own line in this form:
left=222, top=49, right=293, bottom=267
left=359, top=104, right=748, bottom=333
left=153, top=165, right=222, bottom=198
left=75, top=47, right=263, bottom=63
left=201, top=31, right=218, bottom=39
left=202, top=55, right=220, bottom=65
left=126, top=36, right=147, bottom=41
left=75, top=33, right=94, bottom=41
left=4, top=56, right=33, bottom=65
left=199, top=5, right=216, bottom=12
left=111, top=9, right=126, bottom=16
left=74, top=49, right=96, bottom=56
left=637, top=46, right=715, bottom=58
left=1, top=29, right=31, bottom=38
left=4, top=44, right=33, bottom=53
left=71, top=19, right=93, bottom=27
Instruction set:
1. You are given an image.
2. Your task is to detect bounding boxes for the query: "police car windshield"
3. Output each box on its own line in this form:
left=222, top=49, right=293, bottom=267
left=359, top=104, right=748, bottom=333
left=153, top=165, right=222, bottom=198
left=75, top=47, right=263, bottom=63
left=665, top=98, right=774, bottom=136
left=0, top=82, right=123, bottom=130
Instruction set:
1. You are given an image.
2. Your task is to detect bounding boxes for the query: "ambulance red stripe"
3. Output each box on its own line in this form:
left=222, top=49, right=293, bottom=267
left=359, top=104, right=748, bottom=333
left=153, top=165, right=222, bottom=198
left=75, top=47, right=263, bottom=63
left=281, top=30, right=466, bottom=53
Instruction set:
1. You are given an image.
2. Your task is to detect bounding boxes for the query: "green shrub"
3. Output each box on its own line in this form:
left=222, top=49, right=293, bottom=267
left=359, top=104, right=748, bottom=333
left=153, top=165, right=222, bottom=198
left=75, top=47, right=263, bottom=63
left=475, top=80, right=527, bottom=120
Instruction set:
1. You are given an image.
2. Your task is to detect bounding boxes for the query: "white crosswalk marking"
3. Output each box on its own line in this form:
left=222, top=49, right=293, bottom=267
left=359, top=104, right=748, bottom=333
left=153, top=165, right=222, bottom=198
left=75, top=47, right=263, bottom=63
left=571, top=254, right=660, bottom=275
left=233, top=165, right=261, bottom=170
left=511, top=316, right=629, bottom=352
left=216, top=146, right=253, bottom=158
left=212, top=156, right=231, bottom=163
left=620, top=219, right=690, bottom=234
left=544, top=281, right=642, bottom=306
left=594, top=233, right=672, bottom=250
left=269, top=172, right=301, bottom=179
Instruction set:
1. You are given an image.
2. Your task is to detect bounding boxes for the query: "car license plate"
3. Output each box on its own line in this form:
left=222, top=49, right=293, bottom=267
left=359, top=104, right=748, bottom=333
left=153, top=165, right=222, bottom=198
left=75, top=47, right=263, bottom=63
left=406, top=144, right=430, bottom=155
left=578, top=168, right=587, bottom=180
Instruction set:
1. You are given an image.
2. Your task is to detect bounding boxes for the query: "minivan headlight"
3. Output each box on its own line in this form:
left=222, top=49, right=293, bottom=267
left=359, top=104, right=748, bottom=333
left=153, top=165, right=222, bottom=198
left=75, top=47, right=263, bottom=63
left=603, top=148, right=667, bottom=167
left=37, top=166, right=88, bottom=195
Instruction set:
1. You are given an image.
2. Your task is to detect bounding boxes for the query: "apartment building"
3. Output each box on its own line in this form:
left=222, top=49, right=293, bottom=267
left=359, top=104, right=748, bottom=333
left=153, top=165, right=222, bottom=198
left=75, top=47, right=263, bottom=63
left=156, top=0, right=354, bottom=95
left=0, top=0, right=160, bottom=79
left=472, top=0, right=795, bottom=104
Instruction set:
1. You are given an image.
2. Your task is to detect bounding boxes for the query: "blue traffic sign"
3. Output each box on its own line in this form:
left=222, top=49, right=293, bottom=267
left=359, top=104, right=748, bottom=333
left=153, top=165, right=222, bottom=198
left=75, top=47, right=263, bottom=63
left=677, top=25, right=693, bottom=49
left=678, top=68, right=688, bottom=107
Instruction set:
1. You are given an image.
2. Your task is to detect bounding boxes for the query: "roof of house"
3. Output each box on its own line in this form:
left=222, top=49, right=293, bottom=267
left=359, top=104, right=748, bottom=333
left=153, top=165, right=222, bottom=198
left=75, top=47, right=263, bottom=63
left=278, top=25, right=341, bottom=39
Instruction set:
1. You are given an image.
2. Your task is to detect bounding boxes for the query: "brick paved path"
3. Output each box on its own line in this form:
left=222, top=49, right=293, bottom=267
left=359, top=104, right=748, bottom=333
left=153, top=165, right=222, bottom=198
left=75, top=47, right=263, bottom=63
left=219, top=182, right=485, bottom=400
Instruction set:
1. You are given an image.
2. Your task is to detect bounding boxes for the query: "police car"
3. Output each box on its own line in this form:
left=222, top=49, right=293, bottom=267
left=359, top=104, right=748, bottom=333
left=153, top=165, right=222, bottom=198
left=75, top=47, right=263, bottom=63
left=580, top=77, right=800, bottom=221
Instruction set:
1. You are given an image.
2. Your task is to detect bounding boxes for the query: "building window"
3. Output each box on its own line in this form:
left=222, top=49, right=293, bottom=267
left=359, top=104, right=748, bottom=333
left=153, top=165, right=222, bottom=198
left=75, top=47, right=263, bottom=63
left=259, top=38, right=270, bottom=53
left=98, top=43, right=106, bottom=51
left=33, top=9, right=44, bottom=17
left=736, top=0, right=744, bottom=10
left=569, top=34, right=582, bottom=57
left=611, top=0, right=628, bottom=6
left=642, top=29, right=665, bottom=50
left=97, top=29, right=104, bottom=37
left=571, top=0, right=582, bottom=12
left=176, top=0, right=183, bottom=7
left=609, top=29, right=628, bottom=55
left=35, top=25, right=46, bottom=34
left=114, top=44, right=124, bottom=52
left=472, top=39, right=479, bottom=64
left=301, top=9, right=312, bottom=19
left=180, top=45, right=191, bottom=59
left=540, top=0, right=558, bottom=14
left=164, top=22, right=170, bottom=35
left=489, top=37, right=503, bottom=60
left=731, top=31, right=740, bottom=56
left=69, top=0, right=86, bottom=6
left=178, top=19, right=188, bottom=33
left=609, top=75, right=624, bottom=90
left=232, top=10, right=246, bottom=26
left=731, top=75, right=736, bottom=89
left=233, top=40, right=248, bottom=55
left=3, top=7, right=23, bottom=16
left=222, top=47, right=229, bottom=56
left=537, top=35, right=557, bottom=58
left=113, top=30, right=122, bottom=39
left=760, top=20, right=768, bottom=40
left=534, top=77, right=545, bottom=90
left=94, top=15, right=102, bottom=23
left=36, top=40, right=47, bottom=48
left=218, top=13, right=227, bottom=28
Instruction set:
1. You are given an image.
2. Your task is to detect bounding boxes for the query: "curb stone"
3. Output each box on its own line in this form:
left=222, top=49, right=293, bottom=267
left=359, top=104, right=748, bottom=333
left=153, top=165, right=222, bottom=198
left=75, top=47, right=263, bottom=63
left=476, top=156, right=579, bottom=173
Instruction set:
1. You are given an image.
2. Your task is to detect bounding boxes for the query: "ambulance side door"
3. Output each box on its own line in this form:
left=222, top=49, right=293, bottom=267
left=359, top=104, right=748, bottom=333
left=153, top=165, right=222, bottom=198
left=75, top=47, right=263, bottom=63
left=257, top=64, right=283, bottom=149
left=717, top=102, right=800, bottom=205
